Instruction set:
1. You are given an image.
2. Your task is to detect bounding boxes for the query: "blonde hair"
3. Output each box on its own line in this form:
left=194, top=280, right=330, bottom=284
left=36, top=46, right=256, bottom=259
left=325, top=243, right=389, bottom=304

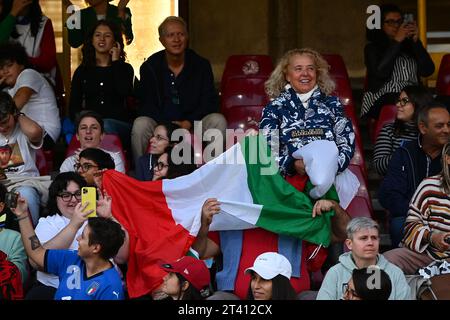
left=158, top=16, right=188, bottom=37
left=265, top=48, right=335, bottom=99
left=441, top=142, right=450, bottom=194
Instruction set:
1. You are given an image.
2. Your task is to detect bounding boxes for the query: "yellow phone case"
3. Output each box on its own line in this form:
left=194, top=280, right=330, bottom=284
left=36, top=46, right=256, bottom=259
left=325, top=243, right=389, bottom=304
left=81, top=187, right=97, bottom=218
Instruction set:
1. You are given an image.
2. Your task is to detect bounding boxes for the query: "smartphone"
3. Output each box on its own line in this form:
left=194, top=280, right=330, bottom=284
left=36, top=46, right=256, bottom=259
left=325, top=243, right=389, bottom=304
left=81, top=187, right=97, bottom=218
left=4, top=191, right=18, bottom=209
left=403, top=13, right=414, bottom=24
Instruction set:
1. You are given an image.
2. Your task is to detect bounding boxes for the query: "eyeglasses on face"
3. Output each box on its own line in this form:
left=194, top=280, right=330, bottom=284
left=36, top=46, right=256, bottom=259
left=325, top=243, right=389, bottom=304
left=396, top=97, right=411, bottom=107
left=155, top=161, right=169, bottom=171
left=74, top=163, right=99, bottom=172
left=152, top=134, right=169, bottom=142
left=57, top=191, right=82, bottom=202
left=384, top=19, right=403, bottom=26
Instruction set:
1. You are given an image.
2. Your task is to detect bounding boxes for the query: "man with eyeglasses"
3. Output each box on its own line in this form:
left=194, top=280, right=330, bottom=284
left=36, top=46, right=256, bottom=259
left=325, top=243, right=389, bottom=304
left=317, top=217, right=410, bottom=300
left=74, top=148, right=115, bottom=187
left=131, top=16, right=227, bottom=166
left=379, top=103, right=450, bottom=247
left=361, top=4, right=434, bottom=133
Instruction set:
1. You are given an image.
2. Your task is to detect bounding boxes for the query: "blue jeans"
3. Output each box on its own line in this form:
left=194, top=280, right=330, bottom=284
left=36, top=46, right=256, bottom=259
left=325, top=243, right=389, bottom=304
left=104, top=118, right=132, bottom=152
left=389, top=216, right=406, bottom=248
left=16, top=186, right=40, bottom=227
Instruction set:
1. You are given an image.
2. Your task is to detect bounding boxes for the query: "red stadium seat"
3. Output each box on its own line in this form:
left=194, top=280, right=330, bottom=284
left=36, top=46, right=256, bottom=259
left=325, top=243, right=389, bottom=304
left=44, top=150, right=54, bottom=173
left=221, top=78, right=269, bottom=113
left=35, top=148, right=49, bottom=176
left=223, top=106, right=264, bottom=131
left=324, top=56, right=361, bottom=149
left=221, top=55, right=274, bottom=92
left=346, top=196, right=373, bottom=219
left=350, top=137, right=367, bottom=180
left=436, top=54, right=450, bottom=96
left=348, top=164, right=369, bottom=199
left=371, top=104, right=397, bottom=144
left=322, top=54, right=350, bottom=80
left=332, top=76, right=354, bottom=107
left=220, top=55, right=273, bottom=132
left=65, top=133, right=129, bottom=171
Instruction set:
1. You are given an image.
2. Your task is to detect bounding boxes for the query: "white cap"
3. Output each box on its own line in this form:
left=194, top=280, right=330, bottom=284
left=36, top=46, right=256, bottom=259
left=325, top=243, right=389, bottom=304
left=245, top=252, right=292, bottom=280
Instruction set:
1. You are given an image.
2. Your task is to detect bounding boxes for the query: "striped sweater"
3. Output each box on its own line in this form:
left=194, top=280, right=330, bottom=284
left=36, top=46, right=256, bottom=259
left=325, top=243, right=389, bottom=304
left=403, top=176, right=450, bottom=260
left=372, top=122, right=418, bottom=176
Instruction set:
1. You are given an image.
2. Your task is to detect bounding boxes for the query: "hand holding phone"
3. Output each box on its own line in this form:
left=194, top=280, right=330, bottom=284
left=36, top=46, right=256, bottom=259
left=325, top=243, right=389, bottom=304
left=109, top=42, right=121, bottom=62
left=403, top=13, right=414, bottom=24
left=5, top=191, right=19, bottom=209
left=81, top=187, right=97, bottom=218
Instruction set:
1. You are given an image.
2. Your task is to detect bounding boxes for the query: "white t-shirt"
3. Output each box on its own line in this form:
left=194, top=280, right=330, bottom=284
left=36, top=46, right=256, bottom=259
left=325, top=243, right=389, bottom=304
left=34, top=214, right=87, bottom=288
left=12, top=16, right=56, bottom=84
left=0, top=124, right=42, bottom=177
left=59, top=149, right=125, bottom=173
left=7, top=69, right=61, bottom=142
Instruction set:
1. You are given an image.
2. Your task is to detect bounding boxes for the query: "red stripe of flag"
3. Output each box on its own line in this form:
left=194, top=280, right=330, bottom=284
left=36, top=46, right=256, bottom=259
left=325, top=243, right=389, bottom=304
left=103, top=170, right=195, bottom=298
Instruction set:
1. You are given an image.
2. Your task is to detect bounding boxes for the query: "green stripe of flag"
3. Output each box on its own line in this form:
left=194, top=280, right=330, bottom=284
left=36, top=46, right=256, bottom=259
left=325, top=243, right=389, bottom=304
left=240, top=135, right=338, bottom=246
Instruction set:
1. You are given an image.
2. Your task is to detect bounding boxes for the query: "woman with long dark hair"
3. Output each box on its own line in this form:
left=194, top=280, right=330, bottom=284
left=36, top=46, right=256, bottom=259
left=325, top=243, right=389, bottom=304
left=135, top=122, right=179, bottom=181
left=372, top=85, right=434, bottom=175
left=69, top=19, right=134, bottom=151
left=159, top=256, right=211, bottom=300
left=246, top=252, right=297, bottom=300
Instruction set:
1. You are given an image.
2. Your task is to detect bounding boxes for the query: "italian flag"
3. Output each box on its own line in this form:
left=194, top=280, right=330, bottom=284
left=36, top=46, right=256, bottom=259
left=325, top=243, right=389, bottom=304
left=103, top=135, right=337, bottom=298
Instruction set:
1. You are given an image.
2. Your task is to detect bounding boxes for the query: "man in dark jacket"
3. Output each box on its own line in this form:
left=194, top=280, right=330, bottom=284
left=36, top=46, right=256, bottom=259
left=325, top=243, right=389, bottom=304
left=379, top=103, right=450, bottom=248
left=131, top=16, right=227, bottom=165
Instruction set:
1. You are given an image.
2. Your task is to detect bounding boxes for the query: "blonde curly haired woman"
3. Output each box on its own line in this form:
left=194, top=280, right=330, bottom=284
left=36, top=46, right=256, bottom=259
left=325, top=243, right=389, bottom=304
left=260, top=48, right=355, bottom=177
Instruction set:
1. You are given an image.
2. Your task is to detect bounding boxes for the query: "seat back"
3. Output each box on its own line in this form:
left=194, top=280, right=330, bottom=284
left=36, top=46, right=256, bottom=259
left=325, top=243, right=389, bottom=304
left=346, top=196, right=373, bottom=219
left=332, top=76, right=354, bottom=108
left=348, top=164, right=370, bottom=201
left=436, top=54, right=450, bottom=96
left=35, top=148, right=49, bottom=176
left=221, top=77, right=269, bottom=113
left=350, top=140, right=368, bottom=181
left=371, top=104, right=397, bottom=144
left=221, top=54, right=274, bottom=92
left=221, top=56, right=272, bottom=132
left=322, top=54, right=350, bottom=80
left=223, top=106, right=264, bottom=131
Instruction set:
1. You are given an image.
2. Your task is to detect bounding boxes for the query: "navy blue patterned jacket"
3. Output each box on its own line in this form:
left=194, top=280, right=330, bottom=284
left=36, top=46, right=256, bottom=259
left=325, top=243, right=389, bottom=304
left=259, top=86, right=355, bottom=176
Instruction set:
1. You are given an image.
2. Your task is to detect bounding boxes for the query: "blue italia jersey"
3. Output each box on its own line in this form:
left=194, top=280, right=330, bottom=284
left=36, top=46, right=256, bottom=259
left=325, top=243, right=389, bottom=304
left=45, top=249, right=124, bottom=300
left=260, top=86, right=355, bottom=176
